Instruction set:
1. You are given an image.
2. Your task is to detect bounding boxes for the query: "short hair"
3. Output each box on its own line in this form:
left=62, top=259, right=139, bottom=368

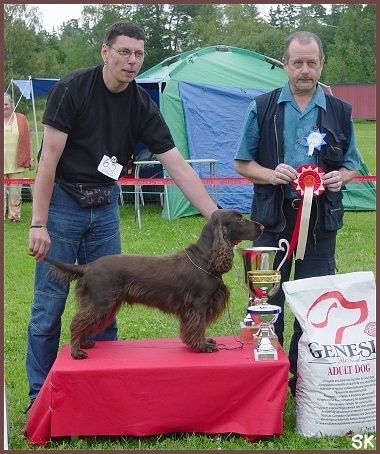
left=104, top=21, right=146, bottom=45
left=283, top=31, right=325, bottom=62
left=4, top=92, right=13, bottom=106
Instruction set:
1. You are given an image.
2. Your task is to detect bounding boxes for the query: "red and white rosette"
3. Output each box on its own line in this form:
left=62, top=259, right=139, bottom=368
left=289, top=165, right=325, bottom=260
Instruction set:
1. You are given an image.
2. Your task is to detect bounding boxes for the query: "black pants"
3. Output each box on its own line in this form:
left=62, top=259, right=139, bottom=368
left=253, top=200, right=337, bottom=377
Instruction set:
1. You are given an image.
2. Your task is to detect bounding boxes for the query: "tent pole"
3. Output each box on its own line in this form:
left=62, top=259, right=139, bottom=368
left=8, top=80, right=14, bottom=102
left=29, top=76, right=40, bottom=153
left=158, top=80, right=171, bottom=219
left=9, top=79, right=25, bottom=113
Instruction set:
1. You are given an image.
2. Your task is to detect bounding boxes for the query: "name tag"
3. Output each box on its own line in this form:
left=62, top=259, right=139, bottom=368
left=97, top=155, right=123, bottom=180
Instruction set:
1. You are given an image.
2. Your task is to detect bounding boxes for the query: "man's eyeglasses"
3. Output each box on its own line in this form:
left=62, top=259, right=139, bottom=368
left=107, top=44, right=146, bottom=60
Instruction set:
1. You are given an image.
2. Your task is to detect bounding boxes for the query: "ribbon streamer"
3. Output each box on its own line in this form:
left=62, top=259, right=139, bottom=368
left=288, top=165, right=325, bottom=260
left=296, top=182, right=314, bottom=259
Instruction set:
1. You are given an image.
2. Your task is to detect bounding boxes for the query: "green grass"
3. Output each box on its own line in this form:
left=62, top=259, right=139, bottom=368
left=4, top=120, right=376, bottom=449
left=4, top=203, right=376, bottom=450
left=353, top=120, right=376, bottom=173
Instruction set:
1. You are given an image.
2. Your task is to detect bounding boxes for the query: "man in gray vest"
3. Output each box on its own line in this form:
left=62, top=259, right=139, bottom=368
left=234, top=31, right=360, bottom=395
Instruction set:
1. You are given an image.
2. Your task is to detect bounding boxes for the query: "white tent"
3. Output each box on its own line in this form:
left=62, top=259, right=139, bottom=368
left=10, top=77, right=59, bottom=150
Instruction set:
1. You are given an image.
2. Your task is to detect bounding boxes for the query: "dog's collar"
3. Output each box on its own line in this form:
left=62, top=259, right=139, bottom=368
left=184, top=250, right=222, bottom=280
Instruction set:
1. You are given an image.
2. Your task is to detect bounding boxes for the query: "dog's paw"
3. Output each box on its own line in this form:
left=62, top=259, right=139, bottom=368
left=205, top=338, right=218, bottom=352
left=71, top=348, right=89, bottom=359
left=196, top=338, right=218, bottom=353
left=80, top=339, right=96, bottom=349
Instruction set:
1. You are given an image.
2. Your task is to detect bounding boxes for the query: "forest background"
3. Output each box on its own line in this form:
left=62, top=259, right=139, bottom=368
left=3, top=3, right=376, bottom=450
left=4, top=3, right=376, bottom=118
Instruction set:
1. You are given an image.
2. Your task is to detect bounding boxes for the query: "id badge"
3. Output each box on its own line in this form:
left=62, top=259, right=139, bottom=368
left=97, top=155, right=123, bottom=180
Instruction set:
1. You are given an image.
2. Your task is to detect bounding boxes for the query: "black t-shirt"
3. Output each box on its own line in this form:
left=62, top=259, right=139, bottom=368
left=42, top=65, right=175, bottom=183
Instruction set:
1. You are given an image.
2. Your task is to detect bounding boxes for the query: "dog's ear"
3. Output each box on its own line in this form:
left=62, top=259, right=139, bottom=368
left=208, top=223, right=234, bottom=274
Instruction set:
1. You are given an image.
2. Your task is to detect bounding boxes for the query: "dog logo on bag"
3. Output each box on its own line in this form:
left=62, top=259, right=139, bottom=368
left=307, top=290, right=369, bottom=343
left=306, top=290, right=376, bottom=362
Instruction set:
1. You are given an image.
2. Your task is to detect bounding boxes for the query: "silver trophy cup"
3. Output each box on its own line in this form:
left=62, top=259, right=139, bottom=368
left=238, top=239, right=289, bottom=360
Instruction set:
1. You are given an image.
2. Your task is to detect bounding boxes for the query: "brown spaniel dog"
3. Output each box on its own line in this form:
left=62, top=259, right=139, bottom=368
left=46, top=209, right=263, bottom=359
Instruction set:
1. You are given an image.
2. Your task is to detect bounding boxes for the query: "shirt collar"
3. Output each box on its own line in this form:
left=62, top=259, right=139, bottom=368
left=278, top=82, right=327, bottom=110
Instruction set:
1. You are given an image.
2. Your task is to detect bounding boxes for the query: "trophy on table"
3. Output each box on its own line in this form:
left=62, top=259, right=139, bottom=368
left=237, top=239, right=289, bottom=360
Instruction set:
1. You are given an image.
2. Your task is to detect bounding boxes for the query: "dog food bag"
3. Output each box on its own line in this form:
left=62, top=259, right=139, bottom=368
left=283, top=271, right=376, bottom=437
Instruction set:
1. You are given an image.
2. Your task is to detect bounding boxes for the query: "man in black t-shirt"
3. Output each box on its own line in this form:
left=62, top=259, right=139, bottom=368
left=26, top=20, right=218, bottom=408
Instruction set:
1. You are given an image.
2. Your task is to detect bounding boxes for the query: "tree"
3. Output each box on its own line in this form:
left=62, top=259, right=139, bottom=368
left=132, top=3, right=170, bottom=65
left=59, top=23, right=100, bottom=71
left=252, top=27, right=288, bottom=61
left=217, top=4, right=265, bottom=50
left=4, top=4, right=42, bottom=82
left=268, top=4, right=301, bottom=30
left=166, top=4, right=205, bottom=54
left=4, top=3, right=375, bottom=90
left=188, top=4, right=224, bottom=48
left=324, top=4, right=375, bottom=83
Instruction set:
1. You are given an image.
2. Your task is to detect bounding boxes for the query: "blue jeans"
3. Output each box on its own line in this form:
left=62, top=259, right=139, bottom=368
left=26, top=183, right=121, bottom=400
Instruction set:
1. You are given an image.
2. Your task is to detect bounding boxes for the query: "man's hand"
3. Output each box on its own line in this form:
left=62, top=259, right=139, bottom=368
left=322, top=170, right=343, bottom=192
left=272, top=164, right=298, bottom=186
left=29, top=227, right=51, bottom=262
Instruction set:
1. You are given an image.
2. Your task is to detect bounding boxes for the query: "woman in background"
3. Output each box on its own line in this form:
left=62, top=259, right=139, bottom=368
left=4, top=92, right=34, bottom=222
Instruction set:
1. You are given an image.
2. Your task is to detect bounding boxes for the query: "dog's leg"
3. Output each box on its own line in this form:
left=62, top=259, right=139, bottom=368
left=70, top=314, right=94, bottom=359
left=70, top=301, right=121, bottom=359
left=179, top=307, right=218, bottom=353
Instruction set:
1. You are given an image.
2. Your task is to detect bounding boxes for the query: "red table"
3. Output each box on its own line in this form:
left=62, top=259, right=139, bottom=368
left=24, top=336, right=289, bottom=445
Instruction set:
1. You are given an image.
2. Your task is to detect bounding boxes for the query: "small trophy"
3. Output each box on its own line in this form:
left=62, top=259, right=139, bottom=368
left=237, top=240, right=289, bottom=360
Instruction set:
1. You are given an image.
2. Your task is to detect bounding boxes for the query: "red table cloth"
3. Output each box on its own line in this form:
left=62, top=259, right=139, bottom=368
left=24, top=336, right=289, bottom=445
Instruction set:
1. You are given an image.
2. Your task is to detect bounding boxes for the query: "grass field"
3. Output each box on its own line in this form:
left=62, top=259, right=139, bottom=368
left=4, top=121, right=376, bottom=450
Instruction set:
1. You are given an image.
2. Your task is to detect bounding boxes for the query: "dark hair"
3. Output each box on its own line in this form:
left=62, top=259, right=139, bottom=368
left=104, top=21, right=146, bottom=45
left=283, top=31, right=325, bottom=62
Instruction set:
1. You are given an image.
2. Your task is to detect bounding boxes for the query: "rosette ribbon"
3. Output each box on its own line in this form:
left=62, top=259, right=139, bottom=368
left=305, top=129, right=326, bottom=156
left=287, top=165, right=325, bottom=260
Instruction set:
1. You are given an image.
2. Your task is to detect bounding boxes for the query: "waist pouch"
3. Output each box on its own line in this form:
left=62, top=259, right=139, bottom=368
left=57, top=180, right=115, bottom=208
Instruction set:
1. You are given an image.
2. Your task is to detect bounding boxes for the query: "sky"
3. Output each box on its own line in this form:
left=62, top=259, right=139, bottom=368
left=33, top=3, right=91, bottom=31
left=32, top=3, right=275, bottom=32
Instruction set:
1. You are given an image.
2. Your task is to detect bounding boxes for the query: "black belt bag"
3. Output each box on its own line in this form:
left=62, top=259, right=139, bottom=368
left=57, top=179, right=115, bottom=208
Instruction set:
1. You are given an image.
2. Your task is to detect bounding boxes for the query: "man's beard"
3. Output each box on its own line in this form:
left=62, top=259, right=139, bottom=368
left=295, top=79, right=315, bottom=91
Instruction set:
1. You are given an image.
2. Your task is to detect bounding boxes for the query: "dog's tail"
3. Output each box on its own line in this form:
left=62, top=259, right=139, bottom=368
left=45, top=257, right=87, bottom=284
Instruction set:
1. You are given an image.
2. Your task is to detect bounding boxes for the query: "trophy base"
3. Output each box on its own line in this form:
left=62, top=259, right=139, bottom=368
left=252, top=329, right=280, bottom=360
left=253, top=348, right=278, bottom=361
left=252, top=331, right=280, bottom=351
left=240, top=321, right=260, bottom=344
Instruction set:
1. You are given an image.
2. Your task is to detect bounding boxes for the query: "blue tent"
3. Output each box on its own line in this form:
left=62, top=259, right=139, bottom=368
left=137, top=46, right=375, bottom=216
left=137, top=46, right=289, bottom=218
